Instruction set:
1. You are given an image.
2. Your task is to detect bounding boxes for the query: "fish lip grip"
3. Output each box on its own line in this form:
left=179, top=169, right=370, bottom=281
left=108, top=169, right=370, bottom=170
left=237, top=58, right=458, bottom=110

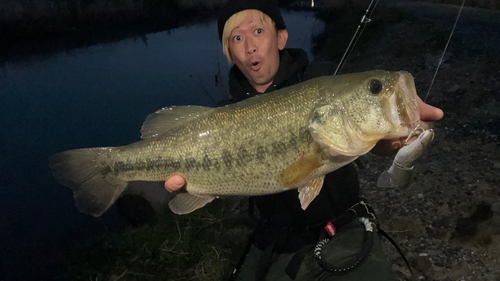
left=377, top=129, right=435, bottom=188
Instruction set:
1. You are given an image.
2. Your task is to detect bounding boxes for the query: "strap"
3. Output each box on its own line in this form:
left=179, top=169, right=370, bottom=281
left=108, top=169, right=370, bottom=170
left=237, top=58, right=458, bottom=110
left=229, top=224, right=258, bottom=281
left=378, top=228, right=417, bottom=281
left=285, top=243, right=312, bottom=279
left=255, top=240, right=277, bottom=280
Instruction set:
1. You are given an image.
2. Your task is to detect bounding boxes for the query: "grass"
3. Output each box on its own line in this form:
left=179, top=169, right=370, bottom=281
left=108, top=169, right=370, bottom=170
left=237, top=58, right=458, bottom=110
left=57, top=198, right=253, bottom=281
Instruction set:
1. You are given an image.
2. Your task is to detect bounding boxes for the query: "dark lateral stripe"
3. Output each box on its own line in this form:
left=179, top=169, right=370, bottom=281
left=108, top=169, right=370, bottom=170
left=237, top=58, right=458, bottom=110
left=113, top=127, right=312, bottom=173
left=113, top=157, right=181, bottom=173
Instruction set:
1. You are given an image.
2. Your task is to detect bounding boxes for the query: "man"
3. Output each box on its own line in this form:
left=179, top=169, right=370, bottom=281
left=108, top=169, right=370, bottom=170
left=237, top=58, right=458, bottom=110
left=166, top=1, right=444, bottom=280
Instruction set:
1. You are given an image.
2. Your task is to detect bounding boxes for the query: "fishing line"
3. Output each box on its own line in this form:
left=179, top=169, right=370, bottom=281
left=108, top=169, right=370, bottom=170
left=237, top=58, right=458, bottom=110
left=334, top=0, right=380, bottom=75
left=404, top=123, right=423, bottom=145
left=424, top=0, right=466, bottom=103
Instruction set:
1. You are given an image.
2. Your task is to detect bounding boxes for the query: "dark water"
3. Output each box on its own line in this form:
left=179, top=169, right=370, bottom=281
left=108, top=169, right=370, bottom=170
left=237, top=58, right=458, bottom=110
left=0, top=10, right=323, bottom=280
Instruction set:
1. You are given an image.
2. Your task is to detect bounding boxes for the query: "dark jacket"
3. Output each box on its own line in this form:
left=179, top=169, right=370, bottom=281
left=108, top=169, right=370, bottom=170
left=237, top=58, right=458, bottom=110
left=228, top=48, right=361, bottom=251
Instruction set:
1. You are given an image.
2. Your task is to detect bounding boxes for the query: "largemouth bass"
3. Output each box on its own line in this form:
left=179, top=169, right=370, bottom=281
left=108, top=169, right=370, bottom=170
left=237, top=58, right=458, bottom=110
left=49, top=70, right=420, bottom=217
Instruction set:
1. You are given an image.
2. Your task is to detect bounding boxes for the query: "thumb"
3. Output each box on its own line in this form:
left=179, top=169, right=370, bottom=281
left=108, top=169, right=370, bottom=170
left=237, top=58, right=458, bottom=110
left=165, top=175, right=186, bottom=193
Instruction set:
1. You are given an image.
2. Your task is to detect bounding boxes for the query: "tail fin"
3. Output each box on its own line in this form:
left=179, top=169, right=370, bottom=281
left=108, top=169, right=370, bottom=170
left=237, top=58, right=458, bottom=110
left=49, top=148, right=128, bottom=217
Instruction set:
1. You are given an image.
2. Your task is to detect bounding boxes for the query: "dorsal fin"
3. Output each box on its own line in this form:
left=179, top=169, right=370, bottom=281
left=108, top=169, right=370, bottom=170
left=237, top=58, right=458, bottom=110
left=140, top=105, right=215, bottom=139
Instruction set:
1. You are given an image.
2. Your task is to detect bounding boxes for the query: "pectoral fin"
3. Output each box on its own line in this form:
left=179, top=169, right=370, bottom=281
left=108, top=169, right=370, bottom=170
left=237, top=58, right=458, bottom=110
left=168, top=193, right=215, bottom=215
left=278, top=154, right=323, bottom=188
left=298, top=177, right=325, bottom=210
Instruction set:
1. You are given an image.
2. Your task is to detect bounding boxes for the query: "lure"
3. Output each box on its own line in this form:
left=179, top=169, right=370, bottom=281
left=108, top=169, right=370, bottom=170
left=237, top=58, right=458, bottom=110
left=377, top=129, right=435, bottom=188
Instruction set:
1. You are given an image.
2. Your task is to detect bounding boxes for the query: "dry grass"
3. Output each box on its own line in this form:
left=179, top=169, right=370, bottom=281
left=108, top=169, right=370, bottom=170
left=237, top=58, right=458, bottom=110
left=57, top=198, right=253, bottom=281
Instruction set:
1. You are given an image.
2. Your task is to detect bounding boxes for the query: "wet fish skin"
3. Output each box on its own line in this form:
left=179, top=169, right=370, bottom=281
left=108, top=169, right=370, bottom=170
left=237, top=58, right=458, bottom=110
left=49, top=70, right=420, bottom=216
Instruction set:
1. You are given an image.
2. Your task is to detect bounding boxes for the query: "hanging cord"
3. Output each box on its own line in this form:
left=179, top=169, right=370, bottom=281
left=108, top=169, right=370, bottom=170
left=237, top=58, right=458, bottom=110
left=423, top=0, right=466, bottom=103
left=334, top=0, right=380, bottom=75
left=378, top=228, right=416, bottom=280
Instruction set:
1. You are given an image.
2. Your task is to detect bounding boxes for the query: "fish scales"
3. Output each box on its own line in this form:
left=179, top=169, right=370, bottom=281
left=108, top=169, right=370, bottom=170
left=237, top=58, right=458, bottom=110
left=110, top=80, right=326, bottom=196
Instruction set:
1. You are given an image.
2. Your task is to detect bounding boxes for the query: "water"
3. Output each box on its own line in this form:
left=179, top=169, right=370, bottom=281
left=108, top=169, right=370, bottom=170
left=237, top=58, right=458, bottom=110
left=0, top=10, right=324, bottom=279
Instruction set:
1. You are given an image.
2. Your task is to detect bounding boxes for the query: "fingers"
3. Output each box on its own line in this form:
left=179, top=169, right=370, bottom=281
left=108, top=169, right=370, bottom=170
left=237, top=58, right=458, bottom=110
left=372, top=98, right=441, bottom=157
left=371, top=135, right=419, bottom=157
left=371, top=138, right=402, bottom=157
left=416, top=96, right=444, bottom=122
left=165, top=175, right=186, bottom=193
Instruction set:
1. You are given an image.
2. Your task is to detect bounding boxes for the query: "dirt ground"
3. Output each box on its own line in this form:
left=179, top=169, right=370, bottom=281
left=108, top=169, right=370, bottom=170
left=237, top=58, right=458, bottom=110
left=335, top=2, right=500, bottom=280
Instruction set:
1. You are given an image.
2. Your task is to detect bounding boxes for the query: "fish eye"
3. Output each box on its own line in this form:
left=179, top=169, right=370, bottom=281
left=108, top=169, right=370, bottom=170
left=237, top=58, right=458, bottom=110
left=369, top=79, right=383, bottom=94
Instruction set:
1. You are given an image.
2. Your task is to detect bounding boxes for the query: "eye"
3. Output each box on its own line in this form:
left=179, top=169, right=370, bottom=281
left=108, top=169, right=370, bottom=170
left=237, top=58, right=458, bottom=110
left=369, top=79, right=383, bottom=94
left=233, top=35, right=242, bottom=42
left=254, top=28, right=263, bottom=35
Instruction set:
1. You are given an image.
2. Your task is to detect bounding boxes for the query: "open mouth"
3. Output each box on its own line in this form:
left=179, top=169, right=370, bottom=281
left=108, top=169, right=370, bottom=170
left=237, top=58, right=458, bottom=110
left=250, top=61, right=261, bottom=71
left=396, top=72, right=420, bottom=125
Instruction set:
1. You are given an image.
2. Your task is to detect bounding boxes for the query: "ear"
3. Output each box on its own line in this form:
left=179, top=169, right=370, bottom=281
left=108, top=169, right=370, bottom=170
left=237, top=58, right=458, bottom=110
left=277, top=30, right=288, bottom=50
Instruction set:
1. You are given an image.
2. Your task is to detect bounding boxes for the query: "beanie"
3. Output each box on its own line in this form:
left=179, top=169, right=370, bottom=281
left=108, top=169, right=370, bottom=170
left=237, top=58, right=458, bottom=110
left=217, top=0, right=286, bottom=42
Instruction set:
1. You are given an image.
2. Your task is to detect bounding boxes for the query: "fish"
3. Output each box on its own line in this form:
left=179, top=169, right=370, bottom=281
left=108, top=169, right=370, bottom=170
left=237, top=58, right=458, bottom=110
left=49, top=70, right=420, bottom=217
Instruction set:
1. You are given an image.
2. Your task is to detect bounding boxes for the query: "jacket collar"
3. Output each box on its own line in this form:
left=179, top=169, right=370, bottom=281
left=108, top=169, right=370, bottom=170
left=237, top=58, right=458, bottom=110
left=228, top=48, right=309, bottom=101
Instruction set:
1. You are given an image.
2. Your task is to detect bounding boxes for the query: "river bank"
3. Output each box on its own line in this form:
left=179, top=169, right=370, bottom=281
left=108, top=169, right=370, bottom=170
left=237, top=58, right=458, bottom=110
left=2, top=0, right=498, bottom=64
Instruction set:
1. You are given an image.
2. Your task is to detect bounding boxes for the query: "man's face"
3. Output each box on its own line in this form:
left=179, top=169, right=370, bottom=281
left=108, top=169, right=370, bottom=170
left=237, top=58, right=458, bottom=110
left=228, top=13, right=288, bottom=93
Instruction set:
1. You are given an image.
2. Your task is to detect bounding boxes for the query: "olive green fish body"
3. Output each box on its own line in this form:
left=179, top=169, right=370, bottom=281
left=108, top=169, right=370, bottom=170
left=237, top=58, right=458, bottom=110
left=108, top=79, right=328, bottom=196
left=49, top=70, right=420, bottom=216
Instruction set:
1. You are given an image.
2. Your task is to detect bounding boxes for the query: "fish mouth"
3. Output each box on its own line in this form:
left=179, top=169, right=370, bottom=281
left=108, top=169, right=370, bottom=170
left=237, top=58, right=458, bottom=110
left=393, top=72, right=420, bottom=127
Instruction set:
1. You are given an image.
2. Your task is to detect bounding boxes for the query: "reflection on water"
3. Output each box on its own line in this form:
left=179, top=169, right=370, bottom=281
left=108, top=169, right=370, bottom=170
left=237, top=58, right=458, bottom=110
left=0, top=10, right=324, bottom=279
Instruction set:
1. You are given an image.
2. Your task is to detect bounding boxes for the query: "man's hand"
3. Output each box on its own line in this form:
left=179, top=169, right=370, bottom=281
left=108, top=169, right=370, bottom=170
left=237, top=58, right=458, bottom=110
left=165, top=175, right=185, bottom=193
left=371, top=96, right=444, bottom=157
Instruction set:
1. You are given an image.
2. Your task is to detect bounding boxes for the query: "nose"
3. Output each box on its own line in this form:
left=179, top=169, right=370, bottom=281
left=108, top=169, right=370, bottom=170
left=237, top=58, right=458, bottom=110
left=245, top=37, right=257, bottom=54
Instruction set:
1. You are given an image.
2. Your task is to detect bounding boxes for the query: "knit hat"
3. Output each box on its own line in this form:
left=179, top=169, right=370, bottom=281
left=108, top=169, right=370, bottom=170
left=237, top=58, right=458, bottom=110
left=217, top=0, right=286, bottom=42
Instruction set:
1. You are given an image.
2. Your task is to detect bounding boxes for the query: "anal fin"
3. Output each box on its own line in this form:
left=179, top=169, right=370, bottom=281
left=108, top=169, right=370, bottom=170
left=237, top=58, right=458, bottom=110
left=298, top=177, right=325, bottom=210
left=168, top=193, right=215, bottom=215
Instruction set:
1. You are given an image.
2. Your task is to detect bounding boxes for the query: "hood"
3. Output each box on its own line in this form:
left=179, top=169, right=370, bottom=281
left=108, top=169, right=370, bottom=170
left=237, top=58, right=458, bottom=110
left=228, top=48, right=310, bottom=101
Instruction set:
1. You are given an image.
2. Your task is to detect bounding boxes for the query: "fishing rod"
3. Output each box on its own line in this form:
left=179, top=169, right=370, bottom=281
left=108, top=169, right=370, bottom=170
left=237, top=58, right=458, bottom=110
left=334, top=0, right=380, bottom=75
left=335, top=0, right=466, bottom=103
